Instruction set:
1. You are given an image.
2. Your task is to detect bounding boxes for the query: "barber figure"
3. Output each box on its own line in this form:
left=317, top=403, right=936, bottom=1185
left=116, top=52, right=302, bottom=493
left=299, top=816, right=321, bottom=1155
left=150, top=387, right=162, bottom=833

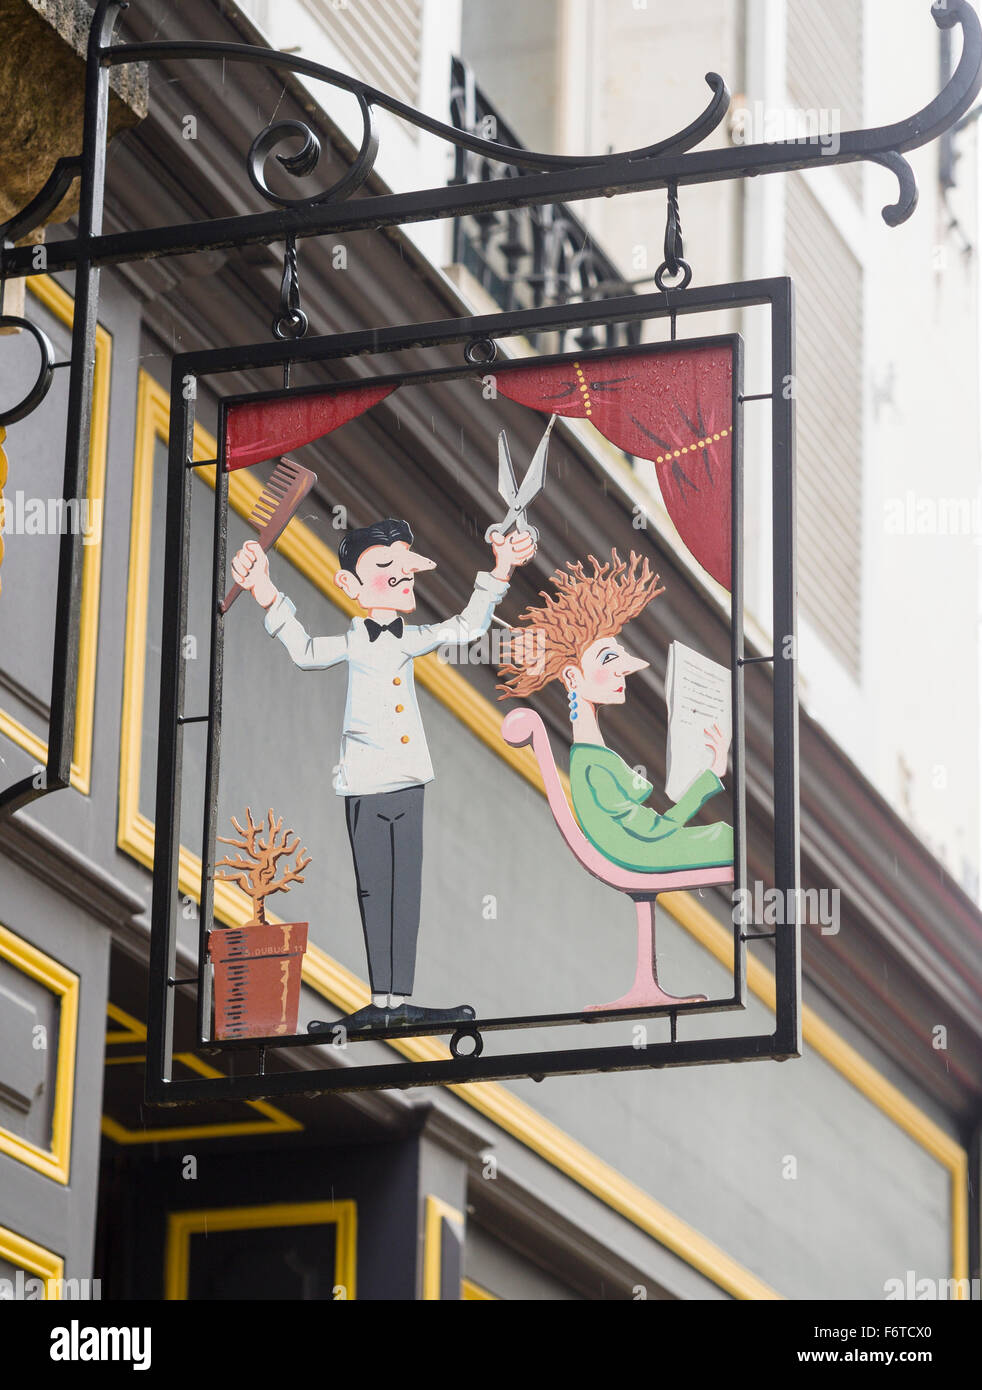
left=231, top=518, right=536, bottom=1030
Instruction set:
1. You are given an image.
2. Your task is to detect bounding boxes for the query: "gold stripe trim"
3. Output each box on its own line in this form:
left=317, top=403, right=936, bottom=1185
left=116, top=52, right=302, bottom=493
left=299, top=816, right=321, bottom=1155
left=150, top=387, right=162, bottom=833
left=164, top=1200, right=356, bottom=1300
left=100, top=1003, right=301, bottom=1143
left=0, top=921, right=78, bottom=1184
left=423, top=1195, right=463, bottom=1301
left=461, top=1277, right=497, bottom=1300
left=0, top=1224, right=64, bottom=1295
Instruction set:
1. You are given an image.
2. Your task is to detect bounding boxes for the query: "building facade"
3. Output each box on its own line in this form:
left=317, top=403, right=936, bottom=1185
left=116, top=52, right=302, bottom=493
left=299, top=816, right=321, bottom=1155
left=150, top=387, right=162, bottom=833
left=0, top=0, right=980, bottom=1301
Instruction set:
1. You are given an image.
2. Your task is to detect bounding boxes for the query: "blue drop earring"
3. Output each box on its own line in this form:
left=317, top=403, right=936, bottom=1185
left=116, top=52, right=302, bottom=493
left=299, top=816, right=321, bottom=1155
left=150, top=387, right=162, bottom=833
left=568, top=688, right=579, bottom=722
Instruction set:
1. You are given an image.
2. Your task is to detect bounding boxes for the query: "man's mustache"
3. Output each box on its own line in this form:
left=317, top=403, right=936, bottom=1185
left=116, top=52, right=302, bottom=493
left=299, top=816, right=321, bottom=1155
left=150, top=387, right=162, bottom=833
left=388, top=573, right=415, bottom=587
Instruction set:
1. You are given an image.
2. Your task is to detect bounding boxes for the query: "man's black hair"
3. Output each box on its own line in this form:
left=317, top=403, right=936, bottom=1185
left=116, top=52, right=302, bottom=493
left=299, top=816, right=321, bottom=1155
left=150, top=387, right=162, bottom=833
left=338, top=518, right=414, bottom=577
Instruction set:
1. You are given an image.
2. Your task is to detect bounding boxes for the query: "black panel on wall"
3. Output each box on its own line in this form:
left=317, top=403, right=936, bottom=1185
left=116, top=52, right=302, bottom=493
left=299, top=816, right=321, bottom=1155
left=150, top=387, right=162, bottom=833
left=95, top=1136, right=421, bottom=1301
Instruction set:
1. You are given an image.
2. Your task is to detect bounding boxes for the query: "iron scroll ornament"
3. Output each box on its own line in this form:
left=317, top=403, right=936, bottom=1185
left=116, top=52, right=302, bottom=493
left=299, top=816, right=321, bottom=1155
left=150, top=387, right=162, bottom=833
left=1, top=0, right=981, bottom=262
left=247, top=114, right=379, bottom=211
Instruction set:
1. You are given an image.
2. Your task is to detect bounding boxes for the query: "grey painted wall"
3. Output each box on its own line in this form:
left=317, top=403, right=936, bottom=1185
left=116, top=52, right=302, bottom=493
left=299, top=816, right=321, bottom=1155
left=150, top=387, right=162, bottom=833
left=465, top=1221, right=582, bottom=1300
left=0, top=855, right=111, bottom=1281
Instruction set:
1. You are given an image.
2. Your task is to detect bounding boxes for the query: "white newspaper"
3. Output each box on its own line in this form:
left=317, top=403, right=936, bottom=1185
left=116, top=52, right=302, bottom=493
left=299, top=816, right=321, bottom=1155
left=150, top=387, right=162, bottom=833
left=665, top=641, right=732, bottom=801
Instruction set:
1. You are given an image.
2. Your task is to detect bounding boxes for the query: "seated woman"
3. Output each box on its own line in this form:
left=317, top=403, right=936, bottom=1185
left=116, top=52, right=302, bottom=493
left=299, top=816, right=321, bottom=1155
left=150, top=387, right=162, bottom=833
left=497, top=549, right=732, bottom=873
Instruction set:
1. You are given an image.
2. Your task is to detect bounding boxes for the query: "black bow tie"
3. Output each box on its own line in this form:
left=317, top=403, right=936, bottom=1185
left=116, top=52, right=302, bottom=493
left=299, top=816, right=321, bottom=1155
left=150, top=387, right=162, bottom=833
left=365, top=617, right=404, bottom=642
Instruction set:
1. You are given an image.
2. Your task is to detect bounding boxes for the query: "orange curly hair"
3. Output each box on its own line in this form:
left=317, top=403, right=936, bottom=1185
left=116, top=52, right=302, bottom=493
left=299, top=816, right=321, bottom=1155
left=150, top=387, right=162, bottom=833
left=497, top=549, right=664, bottom=700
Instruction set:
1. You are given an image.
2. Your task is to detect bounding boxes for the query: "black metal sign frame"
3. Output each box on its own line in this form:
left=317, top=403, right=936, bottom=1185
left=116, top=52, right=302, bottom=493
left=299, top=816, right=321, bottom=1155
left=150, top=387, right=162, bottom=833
left=143, top=277, right=794, bottom=1104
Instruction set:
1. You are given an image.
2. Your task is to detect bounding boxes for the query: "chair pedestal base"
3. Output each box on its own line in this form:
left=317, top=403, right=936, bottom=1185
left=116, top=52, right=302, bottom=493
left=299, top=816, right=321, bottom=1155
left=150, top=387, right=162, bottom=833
left=585, top=896, right=707, bottom=1012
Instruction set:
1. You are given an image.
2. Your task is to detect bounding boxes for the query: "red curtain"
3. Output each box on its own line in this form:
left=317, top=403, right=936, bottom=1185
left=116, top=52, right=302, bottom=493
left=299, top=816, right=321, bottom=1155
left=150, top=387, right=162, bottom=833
left=224, top=381, right=398, bottom=471
left=495, top=345, right=733, bottom=589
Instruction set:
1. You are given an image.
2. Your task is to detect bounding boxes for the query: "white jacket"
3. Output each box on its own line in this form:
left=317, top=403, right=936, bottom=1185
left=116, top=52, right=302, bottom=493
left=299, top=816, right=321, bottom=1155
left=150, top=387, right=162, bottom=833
left=264, top=571, right=509, bottom=795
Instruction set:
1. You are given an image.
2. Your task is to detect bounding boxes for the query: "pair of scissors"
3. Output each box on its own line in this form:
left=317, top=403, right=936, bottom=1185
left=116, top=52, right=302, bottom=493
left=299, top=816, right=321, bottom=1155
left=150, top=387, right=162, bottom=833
left=484, top=413, right=557, bottom=544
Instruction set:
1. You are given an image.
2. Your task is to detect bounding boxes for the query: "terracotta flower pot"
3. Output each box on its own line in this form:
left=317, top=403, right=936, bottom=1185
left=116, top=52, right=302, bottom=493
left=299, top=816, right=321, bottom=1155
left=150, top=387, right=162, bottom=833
left=208, top=922, right=308, bottom=1040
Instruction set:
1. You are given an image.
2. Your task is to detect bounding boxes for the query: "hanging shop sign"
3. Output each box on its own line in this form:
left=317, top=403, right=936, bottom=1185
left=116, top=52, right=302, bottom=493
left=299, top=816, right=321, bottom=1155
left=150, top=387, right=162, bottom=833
left=141, top=285, right=794, bottom=1100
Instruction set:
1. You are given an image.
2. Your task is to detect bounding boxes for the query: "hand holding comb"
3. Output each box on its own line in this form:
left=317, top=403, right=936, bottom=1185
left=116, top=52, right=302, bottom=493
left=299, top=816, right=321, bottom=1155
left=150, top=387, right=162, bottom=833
left=220, top=458, right=316, bottom=613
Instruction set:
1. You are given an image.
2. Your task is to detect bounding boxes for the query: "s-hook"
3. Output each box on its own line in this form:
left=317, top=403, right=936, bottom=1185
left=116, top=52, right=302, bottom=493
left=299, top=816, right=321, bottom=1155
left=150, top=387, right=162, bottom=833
left=655, top=182, right=693, bottom=297
left=273, top=232, right=309, bottom=386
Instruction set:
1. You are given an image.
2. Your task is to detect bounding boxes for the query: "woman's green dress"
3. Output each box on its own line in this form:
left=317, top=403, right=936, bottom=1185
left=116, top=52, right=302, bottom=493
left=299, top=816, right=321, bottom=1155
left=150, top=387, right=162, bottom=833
left=568, top=743, right=733, bottom=872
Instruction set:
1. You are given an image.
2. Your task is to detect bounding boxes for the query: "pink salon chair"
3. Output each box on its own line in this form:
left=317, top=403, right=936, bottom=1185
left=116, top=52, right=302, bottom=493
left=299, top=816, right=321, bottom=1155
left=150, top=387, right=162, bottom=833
left=501, top=707, right=733, bottom=1012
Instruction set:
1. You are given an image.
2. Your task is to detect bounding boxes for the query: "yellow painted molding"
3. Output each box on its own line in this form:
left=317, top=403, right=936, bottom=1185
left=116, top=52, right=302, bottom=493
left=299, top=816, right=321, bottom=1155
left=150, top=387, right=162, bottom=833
left=0, top=274, right=111, bottom=795
left=164, top=1200, right=357, bottom=1300
left=461, top=1277, right=497, bottom=1300
left=105, top=1000, right=148, bottom=1045
left=100, top=1003, right=301, bottom=1143
left=0, top=1224, right=64, bottom=1296
left=423, top=1195, right=463, bottom=1301
left=116, top=371, right=968, bottom=1301
left=0, top=921, right=77, bottom=1185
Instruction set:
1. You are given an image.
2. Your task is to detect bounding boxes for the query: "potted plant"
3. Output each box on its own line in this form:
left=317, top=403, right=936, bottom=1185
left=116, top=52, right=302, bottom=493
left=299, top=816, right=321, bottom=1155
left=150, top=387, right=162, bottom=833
left=208, top=806, right=312, bottom=1040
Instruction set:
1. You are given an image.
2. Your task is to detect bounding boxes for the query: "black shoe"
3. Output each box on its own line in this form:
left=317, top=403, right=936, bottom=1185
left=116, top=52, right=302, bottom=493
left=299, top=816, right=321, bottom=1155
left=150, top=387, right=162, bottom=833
left=308, top=1004, right=388, bottom=1035
left=308, top=1002, right=476, bottom=1035
left=307, top=1016, right=344, bottom=1035
left=397, top=1002, right=476, bottom=1026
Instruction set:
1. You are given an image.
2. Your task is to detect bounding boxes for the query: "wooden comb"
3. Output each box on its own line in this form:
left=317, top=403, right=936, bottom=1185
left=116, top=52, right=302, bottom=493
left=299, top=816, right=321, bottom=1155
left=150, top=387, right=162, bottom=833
left=220, top=457, right=316, bottom=613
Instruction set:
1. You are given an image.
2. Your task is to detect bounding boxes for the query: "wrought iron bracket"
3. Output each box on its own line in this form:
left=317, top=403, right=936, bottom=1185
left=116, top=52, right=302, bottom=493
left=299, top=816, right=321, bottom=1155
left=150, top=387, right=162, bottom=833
left=2, top=0, right=980, bottom=277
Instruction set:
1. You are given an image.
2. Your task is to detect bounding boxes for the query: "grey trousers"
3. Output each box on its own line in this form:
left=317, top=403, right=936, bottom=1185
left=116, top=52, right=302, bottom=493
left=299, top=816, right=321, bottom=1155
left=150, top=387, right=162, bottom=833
left=344, top=785, right=424, bottom=997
